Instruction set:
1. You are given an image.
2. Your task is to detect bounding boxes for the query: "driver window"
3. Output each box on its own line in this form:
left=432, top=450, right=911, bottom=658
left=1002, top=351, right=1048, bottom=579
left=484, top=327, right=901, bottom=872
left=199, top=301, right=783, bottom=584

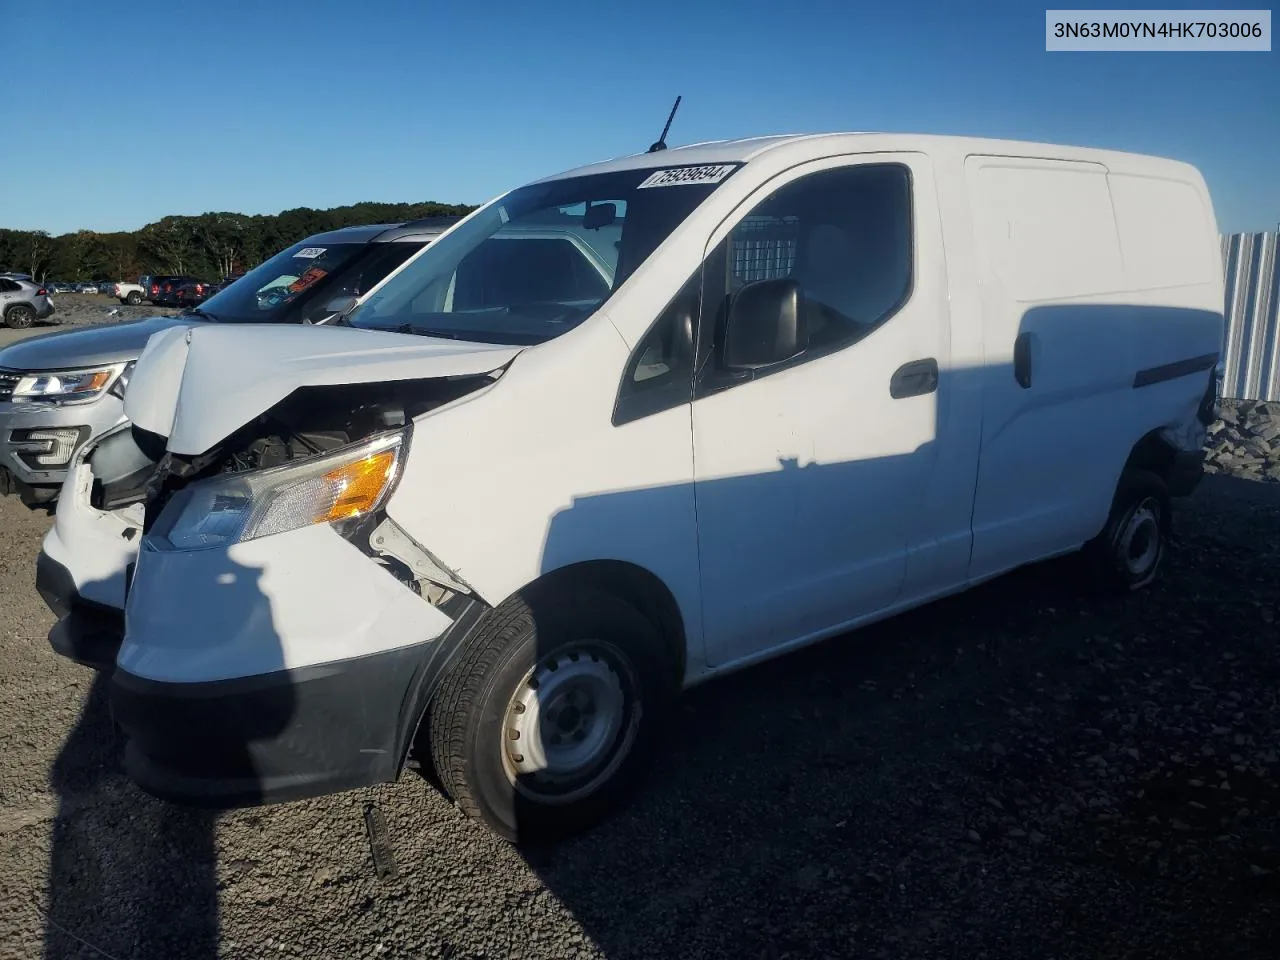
left=697, top=163, right=913, bottom=382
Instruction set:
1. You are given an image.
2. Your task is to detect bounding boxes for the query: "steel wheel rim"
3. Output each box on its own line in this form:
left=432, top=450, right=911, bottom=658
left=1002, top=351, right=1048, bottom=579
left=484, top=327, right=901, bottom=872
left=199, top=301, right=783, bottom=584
left=1119, top=497, right=1161, bottom=576
left=501, top=641, right=640, bottom=804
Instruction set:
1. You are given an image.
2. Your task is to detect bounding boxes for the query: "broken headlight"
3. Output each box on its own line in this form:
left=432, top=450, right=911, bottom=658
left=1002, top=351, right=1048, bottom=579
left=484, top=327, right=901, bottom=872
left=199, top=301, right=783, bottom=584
left=151, top=430, right=406, bottom=551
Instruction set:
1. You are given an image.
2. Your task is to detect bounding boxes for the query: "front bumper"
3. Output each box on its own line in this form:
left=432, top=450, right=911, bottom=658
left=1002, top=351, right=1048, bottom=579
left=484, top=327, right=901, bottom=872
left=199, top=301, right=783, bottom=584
left=39, top=450, right=140, bottom=613
left=113, top=523, right=472, bottom=808
left=111, top=643, right=437, bottom=807
left=0, top=394, right=123, bottom=492
left=36, top=549, right=124, bottom=671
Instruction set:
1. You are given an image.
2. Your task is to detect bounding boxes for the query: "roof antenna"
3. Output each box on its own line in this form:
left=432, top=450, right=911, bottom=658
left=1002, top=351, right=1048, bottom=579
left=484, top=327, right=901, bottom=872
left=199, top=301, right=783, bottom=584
left=647, top=96, right=682, bottom=153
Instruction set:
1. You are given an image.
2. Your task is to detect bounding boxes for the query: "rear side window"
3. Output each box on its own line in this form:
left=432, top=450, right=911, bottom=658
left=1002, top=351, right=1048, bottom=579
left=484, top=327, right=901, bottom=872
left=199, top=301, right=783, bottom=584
left=967, top=157, right=1124, bottom=301
left=1108, top=173, right=1217, bottom=289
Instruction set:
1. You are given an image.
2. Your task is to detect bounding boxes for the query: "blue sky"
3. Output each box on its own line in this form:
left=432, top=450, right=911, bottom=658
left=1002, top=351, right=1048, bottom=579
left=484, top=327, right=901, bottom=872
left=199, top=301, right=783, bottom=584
left=7, top=0, right=1277, bottom=235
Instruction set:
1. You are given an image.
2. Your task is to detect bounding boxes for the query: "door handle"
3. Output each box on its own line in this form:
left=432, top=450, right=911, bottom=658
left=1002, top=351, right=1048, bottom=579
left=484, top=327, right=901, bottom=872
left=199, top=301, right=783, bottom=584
left=1013, top=332, right=1033, bottom=389
left=889, top=358, right=939, bottom=399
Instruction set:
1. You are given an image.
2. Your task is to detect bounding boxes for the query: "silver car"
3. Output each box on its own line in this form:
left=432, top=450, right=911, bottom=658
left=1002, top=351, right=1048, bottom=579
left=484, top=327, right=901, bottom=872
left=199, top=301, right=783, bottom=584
left=0, top=276, right=56, bottom=329
left=0, top=318, right=184, bottom=506
left=0, top=218, right=458, bottom=507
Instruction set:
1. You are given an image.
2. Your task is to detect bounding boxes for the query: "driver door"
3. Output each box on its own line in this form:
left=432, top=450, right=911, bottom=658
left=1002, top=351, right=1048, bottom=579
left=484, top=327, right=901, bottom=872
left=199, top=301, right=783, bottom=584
left=691, top=155, right=950, bottom=668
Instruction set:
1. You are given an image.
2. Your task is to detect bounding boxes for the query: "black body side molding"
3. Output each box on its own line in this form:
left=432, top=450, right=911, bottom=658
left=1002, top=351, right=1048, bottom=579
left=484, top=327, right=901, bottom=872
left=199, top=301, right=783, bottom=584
left=1133, top=352, right=1219, bottom=389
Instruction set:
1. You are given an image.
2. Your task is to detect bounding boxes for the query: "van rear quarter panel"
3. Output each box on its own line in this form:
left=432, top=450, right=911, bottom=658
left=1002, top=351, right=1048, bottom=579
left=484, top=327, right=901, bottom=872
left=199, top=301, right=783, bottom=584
left=963, top=151, right=1223, bottom=580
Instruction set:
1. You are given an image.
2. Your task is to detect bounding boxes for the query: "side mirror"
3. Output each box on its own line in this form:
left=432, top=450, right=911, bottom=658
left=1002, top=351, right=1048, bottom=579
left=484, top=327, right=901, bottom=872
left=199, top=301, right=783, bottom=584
left=723, top=278, right=807, bottom=370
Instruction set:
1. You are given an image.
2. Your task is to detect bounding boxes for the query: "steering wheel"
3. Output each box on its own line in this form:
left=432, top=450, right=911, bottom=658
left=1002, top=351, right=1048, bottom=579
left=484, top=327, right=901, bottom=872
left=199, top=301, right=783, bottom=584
left=255, top=285, right=292, bottom=309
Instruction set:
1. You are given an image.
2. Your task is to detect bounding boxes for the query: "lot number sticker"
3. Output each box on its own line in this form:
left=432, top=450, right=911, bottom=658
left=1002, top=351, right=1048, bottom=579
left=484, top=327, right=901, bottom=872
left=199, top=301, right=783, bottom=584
left=295, top=247, right=327, bottom=258
left=637, top=165, right=736, bottom=189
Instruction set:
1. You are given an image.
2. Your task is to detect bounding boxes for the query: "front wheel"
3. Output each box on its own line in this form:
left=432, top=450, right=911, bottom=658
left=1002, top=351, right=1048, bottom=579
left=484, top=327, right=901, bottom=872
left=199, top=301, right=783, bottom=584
left=3, top=304, right=36, bottom=329
left=126, top=291, right=143, bottom=305
left=1082, top=469, right=1171, bottom=592
left=424, top=587, right=675, bottom=843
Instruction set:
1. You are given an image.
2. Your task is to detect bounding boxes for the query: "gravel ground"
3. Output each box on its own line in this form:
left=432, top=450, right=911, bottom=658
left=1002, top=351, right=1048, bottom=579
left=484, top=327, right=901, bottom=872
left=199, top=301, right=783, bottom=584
left=31, top=292, right=183, bottom=330
left=0, top=472, right=1278, bottom=959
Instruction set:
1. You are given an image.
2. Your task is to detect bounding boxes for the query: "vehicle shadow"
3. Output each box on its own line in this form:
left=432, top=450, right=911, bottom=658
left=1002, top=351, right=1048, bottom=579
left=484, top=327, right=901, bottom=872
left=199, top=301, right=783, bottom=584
left=499, top=302, right=1230, bottom=956
left=42, top=672, right=218, bottom=960
left=510, top=481, right=1275, bottom=959
left=41, top=553, right=291, bottom=960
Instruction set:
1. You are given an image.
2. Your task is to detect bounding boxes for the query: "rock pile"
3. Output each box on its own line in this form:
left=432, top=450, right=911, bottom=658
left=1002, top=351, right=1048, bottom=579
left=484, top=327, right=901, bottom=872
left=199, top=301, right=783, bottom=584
left=1205, top=400, right=1280, bottom=482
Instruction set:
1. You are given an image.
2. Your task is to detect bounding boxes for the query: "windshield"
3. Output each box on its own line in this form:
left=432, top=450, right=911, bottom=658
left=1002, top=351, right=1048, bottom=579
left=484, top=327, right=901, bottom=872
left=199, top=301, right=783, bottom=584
left=347, top=164, right=740, bottom=345
left=196, top=239, right=424, bottom=324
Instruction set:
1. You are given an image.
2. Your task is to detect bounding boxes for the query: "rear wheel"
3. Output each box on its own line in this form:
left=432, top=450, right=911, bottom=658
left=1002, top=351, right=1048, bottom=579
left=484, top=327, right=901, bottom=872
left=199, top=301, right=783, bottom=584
left=3, top=304, right=35, bottom=329
left=424, top=587, right=675, bottom=843
left=1082, top=469, right=1171, bottom=592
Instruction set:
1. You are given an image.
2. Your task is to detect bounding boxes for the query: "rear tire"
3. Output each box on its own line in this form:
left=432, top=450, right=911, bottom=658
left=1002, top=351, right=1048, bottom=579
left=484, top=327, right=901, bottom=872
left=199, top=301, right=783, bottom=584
left=424, top=587, right=675, bottom=844
left=1082, top=469, right=1171, bottom=593
left=4, top=304, right=35, bottom=329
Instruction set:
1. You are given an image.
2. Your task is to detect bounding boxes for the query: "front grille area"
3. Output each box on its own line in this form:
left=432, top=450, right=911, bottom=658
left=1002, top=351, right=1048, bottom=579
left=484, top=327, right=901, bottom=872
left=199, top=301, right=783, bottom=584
left=0, top=369, right=20, bottom=403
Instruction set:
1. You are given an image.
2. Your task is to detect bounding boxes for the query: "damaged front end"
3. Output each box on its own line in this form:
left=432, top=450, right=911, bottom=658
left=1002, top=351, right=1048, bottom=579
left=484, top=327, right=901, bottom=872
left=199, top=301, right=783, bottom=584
left=99, top=373, right=497, bottom=609
left=98, top=371, right=510, bottom=808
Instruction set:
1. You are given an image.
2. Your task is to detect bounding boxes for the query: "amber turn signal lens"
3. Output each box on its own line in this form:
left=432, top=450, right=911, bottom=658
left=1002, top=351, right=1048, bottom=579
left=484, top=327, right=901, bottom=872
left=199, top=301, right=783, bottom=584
left=318, top=449, right=397, bottom=522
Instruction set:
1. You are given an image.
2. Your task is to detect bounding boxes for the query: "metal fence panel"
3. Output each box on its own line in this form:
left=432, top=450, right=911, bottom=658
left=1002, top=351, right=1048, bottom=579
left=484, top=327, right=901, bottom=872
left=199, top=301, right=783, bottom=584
left=1221, top=232, right=1280, bottom=402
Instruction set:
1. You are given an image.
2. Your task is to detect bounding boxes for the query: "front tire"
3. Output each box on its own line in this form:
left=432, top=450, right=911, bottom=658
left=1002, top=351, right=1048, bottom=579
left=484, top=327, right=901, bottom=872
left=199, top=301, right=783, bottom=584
left=1082, top=469, right=1171, bottom=592
left=424, top=587, right=675, bottom=843
left=126, top=291, right=143, bottom=305
left=3, top=304, right=36, bottom=329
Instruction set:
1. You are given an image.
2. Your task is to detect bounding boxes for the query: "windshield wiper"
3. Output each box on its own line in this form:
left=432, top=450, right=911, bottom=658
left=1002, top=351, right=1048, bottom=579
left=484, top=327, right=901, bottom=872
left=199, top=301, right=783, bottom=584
left=183, top=306, right=218, bottom=321
left=409, top=326, right=467, bottom=340
left=379, top=322, right=465, bottom=339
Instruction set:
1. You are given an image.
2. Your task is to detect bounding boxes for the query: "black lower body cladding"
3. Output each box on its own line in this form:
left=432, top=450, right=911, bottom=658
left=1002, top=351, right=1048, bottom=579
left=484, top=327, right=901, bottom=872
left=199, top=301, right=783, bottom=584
left=108, top=597, right=488, bottom=809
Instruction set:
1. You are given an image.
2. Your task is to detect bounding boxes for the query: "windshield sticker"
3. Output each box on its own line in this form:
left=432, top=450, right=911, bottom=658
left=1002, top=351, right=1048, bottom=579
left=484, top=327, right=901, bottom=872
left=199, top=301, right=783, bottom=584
left=288, top=266, right=328, bottom=293
left=295, top=247, right=327, bottom=258
left=636, top=164, right=736, bottom=189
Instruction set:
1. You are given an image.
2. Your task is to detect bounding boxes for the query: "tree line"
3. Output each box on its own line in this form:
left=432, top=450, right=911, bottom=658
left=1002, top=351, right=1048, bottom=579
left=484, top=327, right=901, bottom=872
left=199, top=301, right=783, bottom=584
left=0, top=200, right=477, bottom=283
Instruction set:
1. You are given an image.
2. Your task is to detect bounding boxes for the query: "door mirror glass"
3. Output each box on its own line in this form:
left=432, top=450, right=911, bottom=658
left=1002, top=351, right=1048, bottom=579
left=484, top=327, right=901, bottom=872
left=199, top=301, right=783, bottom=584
left=723, top=278, right=807, bottom=369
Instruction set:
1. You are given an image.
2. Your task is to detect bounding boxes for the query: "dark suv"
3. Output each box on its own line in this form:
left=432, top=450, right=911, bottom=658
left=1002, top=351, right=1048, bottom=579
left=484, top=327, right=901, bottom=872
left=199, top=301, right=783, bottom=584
left=170, top=278, right=216, bottom=307
left=188, top=218, right=461, bottom=325
left=148, top=276, right=199, bottom=306
left=143, top=276, right=190, bottom=305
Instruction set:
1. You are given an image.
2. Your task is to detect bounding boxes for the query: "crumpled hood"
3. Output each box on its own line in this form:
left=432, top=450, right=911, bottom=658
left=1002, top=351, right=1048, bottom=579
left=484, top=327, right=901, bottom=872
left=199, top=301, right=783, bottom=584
left=125, top=323, right=524, bottom=455
left=0, top=315, right=197, bottom=371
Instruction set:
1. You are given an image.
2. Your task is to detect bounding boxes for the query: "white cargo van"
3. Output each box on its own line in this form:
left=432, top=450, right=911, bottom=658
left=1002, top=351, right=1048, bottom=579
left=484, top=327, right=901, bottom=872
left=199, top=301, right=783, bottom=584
left=37, top=133, right=1224, bottom=842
